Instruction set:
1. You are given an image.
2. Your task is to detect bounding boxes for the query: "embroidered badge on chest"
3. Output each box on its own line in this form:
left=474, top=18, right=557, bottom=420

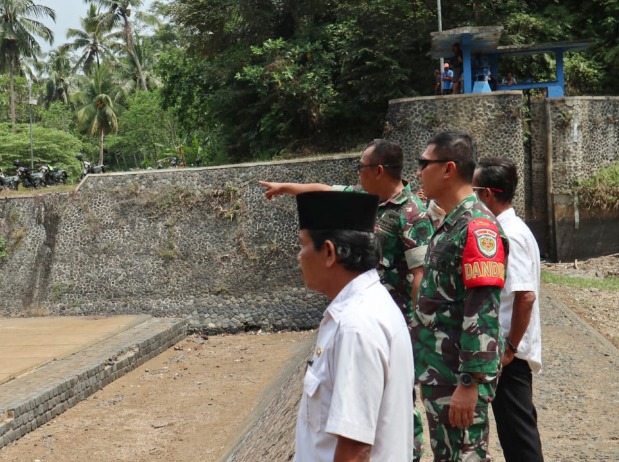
left=473, top=228, right=498, bottom=258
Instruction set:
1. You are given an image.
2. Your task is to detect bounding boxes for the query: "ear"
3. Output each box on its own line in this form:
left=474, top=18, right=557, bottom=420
left=443, top=160, right=457, bottom=179
left=323, top=240, right=337, bottom=268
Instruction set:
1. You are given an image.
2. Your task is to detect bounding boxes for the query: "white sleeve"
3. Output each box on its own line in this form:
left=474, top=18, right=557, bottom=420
left=325, top=328, right=386, bottom=445
left=505, top=232, right=536, bottom=293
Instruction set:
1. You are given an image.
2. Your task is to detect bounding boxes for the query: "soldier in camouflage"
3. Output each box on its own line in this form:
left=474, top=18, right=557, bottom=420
left=260, top=139, right=434, bottom=319
left=260, top=139, right=433, bottom=460
left=413, top=131, right=508, bottom=461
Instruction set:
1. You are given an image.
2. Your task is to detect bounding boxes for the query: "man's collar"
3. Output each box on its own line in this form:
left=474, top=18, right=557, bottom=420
left=497, top=207, right=516, bottom=222
left=380, top=181, right=411, bottom=206
left=442, top=193, right=477, bottom=227
left=326, top=269, right=381, bottom=320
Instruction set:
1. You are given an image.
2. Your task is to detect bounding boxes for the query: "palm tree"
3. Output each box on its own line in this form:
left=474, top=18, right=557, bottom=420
left=44, top=47, right=73, bottom=105
left=63, top=3, right=120, bottom=75
left=87, top=0, right=158, bottom=91
left=0, top=0, right=55, bottom=127
left=74, top=64, right=125, bottom=165
left=118, top=32, right=161, bottom=94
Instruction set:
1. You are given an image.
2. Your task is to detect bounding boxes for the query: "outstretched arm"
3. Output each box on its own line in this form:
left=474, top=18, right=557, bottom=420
left=258, top=181, right=331, bottom=200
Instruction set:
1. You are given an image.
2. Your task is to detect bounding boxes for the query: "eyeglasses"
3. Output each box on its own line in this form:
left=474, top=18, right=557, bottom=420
left=356, top=163, right=401, bottom=172
left=417, top=157, right=458, bottom=170
left=472, top=186, right=504, bottom=194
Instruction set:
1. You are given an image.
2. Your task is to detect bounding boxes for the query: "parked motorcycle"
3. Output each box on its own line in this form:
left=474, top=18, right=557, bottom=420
left=0, top=172, right=19, bottom=190
left=80, top=161, right=106, bottom=180
left=40, top=164, right=68, bottom=186
left=17, top=166, right=45, bottom=188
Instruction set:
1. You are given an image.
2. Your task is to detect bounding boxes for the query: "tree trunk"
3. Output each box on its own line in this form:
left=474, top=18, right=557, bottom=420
left=99, top=128, right=105, bottom=166
left=9, top=58, right=16, bottom=130
left=123, top=15, right=148, bottom=91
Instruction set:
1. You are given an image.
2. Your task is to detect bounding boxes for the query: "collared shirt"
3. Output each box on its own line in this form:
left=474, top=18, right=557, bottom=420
left=411, top=194, right=508, bottom=389
left=294, top=269, right=414, bottom=462
left=332, top=182, right=434, bottom=320
left=497, top=208, right=542, bottom=373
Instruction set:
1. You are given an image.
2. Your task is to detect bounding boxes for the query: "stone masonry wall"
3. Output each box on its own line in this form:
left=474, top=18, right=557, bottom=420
left=528, top=97, right=619, bottom=257
left=0, top=156, right=361, bottom=332
left=1, top=94, right=619, bottom=329
left=385, top=91, right=526, bottom=216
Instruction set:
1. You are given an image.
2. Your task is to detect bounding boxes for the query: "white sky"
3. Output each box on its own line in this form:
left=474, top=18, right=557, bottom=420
left=39, top=0, right=155, bottom=51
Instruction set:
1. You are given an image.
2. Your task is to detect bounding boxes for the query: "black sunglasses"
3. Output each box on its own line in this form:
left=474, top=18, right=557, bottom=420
left=417, top=157, right=458, bottom=170
left=356, top=162, right=401, bottom=172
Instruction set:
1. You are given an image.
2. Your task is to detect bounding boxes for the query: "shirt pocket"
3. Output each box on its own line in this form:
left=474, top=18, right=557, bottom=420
left=302, top=367, right=322, bottom=433
left=428, top=242, right=461, bottom=275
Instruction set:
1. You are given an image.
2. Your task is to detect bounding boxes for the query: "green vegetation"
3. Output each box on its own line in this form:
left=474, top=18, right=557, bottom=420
left=542, top=270, right=619, bottom=291
left=575, top=162, right=619, bottom=211
left=0, top=236, right=7, bottom=260
left=0, top=0, right=618, bottom=176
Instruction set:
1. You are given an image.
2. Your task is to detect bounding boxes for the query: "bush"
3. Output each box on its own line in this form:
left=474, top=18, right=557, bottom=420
left=576, top=162, right=619, bottom=211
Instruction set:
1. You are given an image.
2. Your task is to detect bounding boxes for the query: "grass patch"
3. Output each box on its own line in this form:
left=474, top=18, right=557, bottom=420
left=542, top=270, right=619, bottom=291
left=0, top=184, right=76, bottom=197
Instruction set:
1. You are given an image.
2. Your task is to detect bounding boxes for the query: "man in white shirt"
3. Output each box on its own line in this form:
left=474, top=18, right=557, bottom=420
left=293, top=191, right=415, bottom=462
left=473, top=158, right=544, bottom=462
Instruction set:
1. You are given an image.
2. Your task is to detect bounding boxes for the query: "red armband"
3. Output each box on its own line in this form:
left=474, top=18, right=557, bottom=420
left=462, top=219, right=506, bottom=289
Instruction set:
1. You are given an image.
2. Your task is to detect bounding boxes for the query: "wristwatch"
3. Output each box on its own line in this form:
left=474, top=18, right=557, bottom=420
left=457, top=372, right=476, bottom=388
left=505, top=336, right=518, bottom=354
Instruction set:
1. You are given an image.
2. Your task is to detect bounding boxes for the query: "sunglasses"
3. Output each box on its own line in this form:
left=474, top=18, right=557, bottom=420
left=417, top=157, right=458, bottom=170
left=356, top=163, right=401, bottom=172
left=472, top=186, right=504, bottom=193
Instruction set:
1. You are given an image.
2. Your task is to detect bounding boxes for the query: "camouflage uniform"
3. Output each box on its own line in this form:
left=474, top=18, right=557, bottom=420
left=411, top=194, right=508, bottom=462
left=334, top=181, right=433, bottom=461
left=334, top=181, right=434, bottom=320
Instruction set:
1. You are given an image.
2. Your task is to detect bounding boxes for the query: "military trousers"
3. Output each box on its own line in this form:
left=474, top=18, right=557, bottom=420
left=420, top=384, right=492, bottom=462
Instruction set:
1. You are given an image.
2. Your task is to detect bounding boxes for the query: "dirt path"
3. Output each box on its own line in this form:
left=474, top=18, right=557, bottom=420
left=0, top=331, right=314, bottom=462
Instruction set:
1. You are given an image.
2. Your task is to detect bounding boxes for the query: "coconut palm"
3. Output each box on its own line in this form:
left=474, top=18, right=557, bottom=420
left=44, top=47, right=73, bottom=105
left=74, top=64, right=126, bottom=165
left=0, top=0, right=55, bottom=126
left=63, top=3, right=121, bottom=75
left=87, top=0, right=159, bottom=91
left=118, top=32, right=161, bottom=94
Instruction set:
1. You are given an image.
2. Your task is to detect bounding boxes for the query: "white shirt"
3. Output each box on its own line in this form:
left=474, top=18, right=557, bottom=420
left=294, top=269, right=414, bottom=462
left=497, top=208, right=542, bottom=373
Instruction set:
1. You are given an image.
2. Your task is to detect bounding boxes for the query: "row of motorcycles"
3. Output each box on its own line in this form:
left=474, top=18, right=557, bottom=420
left=0, top=161, right=68, bottom=191
left=0, top=159, right=107, bottom=191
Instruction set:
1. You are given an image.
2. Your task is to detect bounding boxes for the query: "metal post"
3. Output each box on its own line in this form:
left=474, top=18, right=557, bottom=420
left=28, top=82, right=34, bottom=170
left=438, top=0, right=444, bottom=70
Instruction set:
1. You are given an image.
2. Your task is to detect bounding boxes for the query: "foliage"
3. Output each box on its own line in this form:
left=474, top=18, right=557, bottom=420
left=1, top=0, right=619, bottom=168
left=63, top=2, right=121, bottom=74
left=0, top=236, right=7, bottom=260
left=39, top=102, right=76, bottom=132
left=0, top=0, right=55, bottom=125
left=105, top=90, right=180, bottom=168
left=73, top=64, right=125, bottom=165
left=0, top=123, right=83, bottom=178
left=576, top=163, right=619, bottom=211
